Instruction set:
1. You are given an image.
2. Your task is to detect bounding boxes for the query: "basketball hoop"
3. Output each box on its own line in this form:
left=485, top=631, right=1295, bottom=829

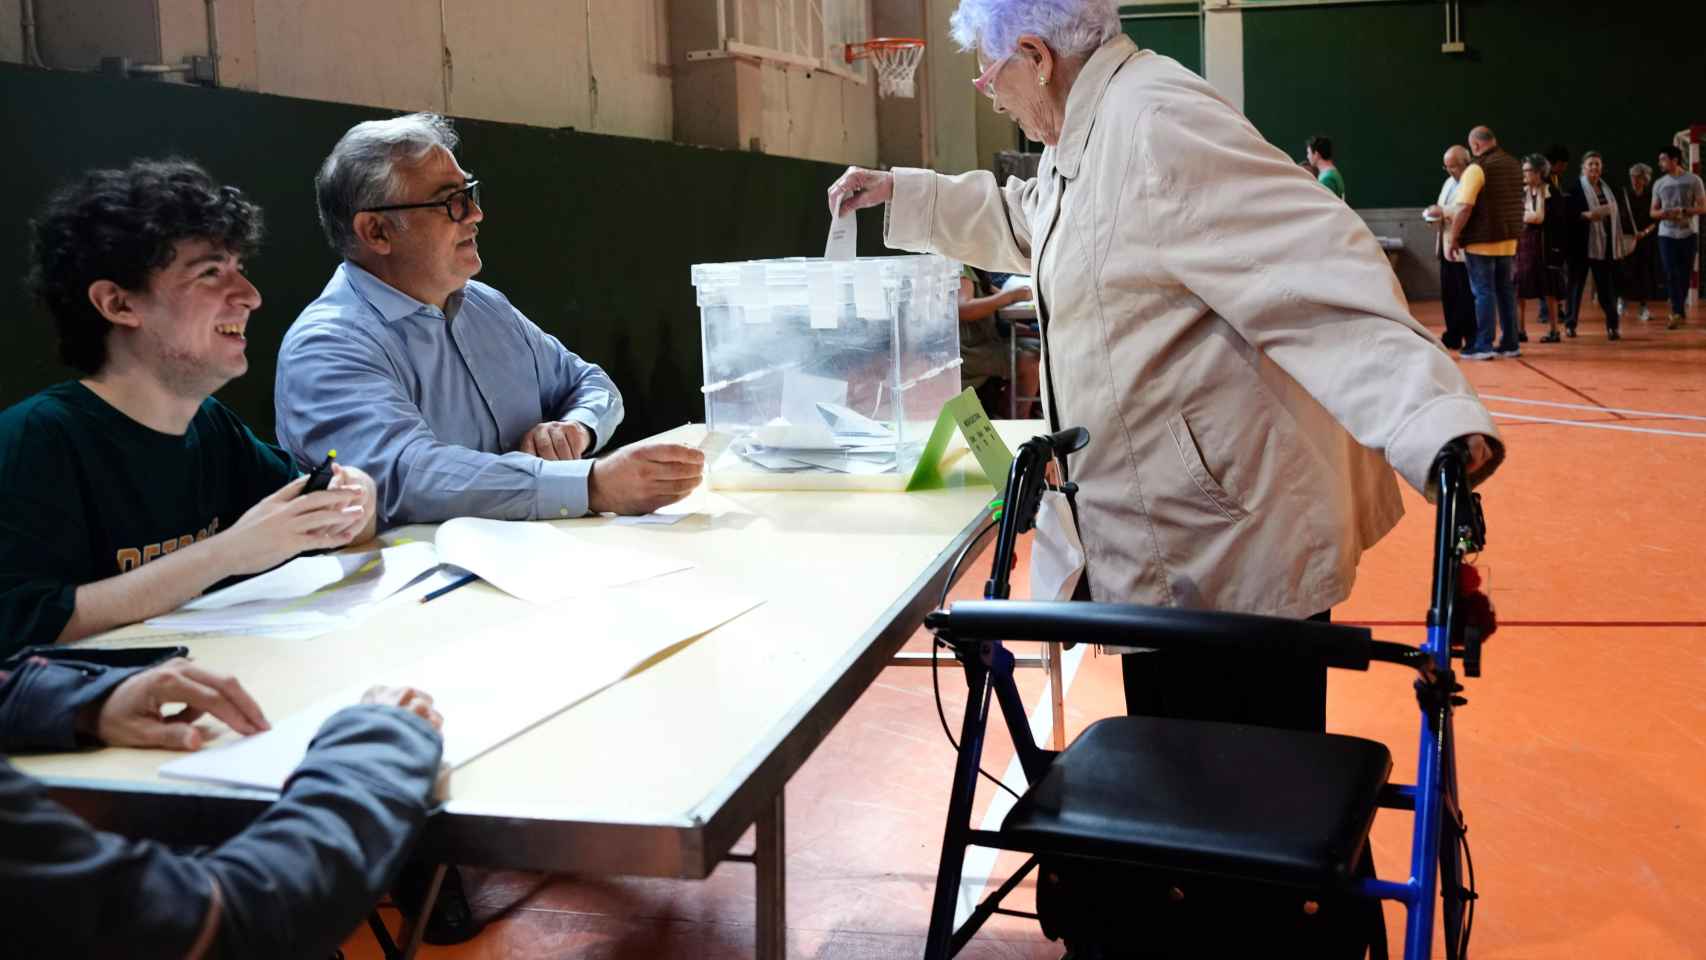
left=845, top=37, right=925, bottom=99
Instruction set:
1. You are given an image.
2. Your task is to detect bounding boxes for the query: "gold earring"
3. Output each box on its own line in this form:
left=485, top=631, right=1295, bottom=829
left=1038, top=74, right=1048, bottom=86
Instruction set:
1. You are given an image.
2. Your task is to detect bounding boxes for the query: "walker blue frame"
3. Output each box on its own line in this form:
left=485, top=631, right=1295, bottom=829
left=921, top=429, right=1484, bottom=960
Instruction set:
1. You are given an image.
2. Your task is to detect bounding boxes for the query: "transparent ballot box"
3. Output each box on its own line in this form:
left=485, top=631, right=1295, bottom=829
left=693, top=255, right=963, bottom=490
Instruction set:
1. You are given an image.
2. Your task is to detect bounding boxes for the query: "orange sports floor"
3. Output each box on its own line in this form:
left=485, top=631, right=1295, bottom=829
left=346, top=300, right=1706, bottom=959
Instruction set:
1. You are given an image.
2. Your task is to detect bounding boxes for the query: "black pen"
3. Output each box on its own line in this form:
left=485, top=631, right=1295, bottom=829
left=420, top=572, right=479, bottom=604
left=299, top=450, right=337, bottom=496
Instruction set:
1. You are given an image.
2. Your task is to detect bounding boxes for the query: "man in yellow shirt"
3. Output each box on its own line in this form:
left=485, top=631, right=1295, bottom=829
left=1449, top=126, right=1525, bottom=359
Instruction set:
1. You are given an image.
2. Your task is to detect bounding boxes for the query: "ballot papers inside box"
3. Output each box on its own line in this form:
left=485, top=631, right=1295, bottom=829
left=693, top=256, right=963, bottom=490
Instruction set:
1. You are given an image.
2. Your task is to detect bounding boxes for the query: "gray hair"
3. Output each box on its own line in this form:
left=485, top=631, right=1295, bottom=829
left=949, top=0, right=1121, bottom=62
left=315, top=112, right=459, bottom=257
left=1630, top=162, right=1653, bottom=180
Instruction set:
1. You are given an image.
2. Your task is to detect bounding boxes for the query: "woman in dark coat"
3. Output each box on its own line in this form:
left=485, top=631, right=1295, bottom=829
left=1565, top=151, right=1625, bottom=339
left=1621, top=163, right=1661, bottom=321
left=1517, top=155, right=1567, bottom=341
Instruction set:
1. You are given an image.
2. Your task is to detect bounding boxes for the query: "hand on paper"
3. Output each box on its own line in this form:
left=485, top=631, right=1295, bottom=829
left=219, top=468, right=370, bottom=574
left=587, top=443, right=705, bottom=515
left=361, top=685, right=443, bottom=732
left=520, top=420, right=592, bottom=461
left=828, top=167, right=894, bottom=218
left=93, top=659, right=271, bottom=750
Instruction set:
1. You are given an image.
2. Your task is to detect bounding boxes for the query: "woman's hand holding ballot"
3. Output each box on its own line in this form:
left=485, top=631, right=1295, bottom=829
left=828, top=167, right=895, bottom=218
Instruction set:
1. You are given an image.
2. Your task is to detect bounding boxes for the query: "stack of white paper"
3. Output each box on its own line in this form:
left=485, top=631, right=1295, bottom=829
left=732, top=400, right=901, bottom=475
left=158, top=583, right=764, bottom=792
left=432, top=517, right=691, bottom=604
left=145, top=542, right=444, bottom=639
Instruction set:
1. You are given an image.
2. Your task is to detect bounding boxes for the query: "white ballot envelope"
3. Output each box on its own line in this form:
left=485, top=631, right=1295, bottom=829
left=1028, top=490, right=1084, bottom=601
left=825, top=212, right=856, bottom=261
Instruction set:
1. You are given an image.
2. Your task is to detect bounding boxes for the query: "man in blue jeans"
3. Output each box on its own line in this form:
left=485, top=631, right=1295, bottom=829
left=1449, top=127, right=1525, bottom=359
left=1654, top=146, right=1706, bottom=329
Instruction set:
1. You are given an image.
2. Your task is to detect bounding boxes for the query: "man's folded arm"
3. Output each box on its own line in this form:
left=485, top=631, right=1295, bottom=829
left=277, top=326, right=595, bottom=524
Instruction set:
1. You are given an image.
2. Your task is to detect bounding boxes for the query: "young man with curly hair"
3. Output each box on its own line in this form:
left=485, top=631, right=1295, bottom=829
left=0, top=158, right=451, bottom=958
left=0, top=158, right=381, bottom=653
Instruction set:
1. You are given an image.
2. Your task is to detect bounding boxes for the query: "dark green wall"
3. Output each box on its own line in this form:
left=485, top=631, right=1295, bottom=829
left=1242, top=0, right=1706, bottom=209
left=0, top=64, right=886, bottom=444
left=1121, top=5, right=1202, bottom=77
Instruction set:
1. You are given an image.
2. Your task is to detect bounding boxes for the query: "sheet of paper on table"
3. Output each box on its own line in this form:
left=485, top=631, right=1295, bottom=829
left=144, top=541, right=444, bottom=639
left=158, top=582, right=765, bottom=792
left=610, top=487, right=739, bottom=525
left=434, top=516, right=691, bottom=604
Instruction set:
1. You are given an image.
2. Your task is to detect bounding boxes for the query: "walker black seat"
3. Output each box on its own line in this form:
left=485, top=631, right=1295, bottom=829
left=1003, top=715, right=1393, bottom=889
left=923, top=431, right=1483, bottom=959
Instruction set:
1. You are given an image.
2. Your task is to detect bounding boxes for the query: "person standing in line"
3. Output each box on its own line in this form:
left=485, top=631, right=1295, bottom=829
left=1621, top=163, right=1660, bottom=322
left=1546, top=144, right=1574, bottom=327
left=1653, top=145, right=1706, bottom=329
left=1517, top=155, right=1565, bottom=343
left=1449, top=126, right=1525, bottom=359
left=1565, top=151, right=1625, bottom=340
left=1426, top=146, right=1476, bottom=351
left=1307, top=136, right=1346, bottom=200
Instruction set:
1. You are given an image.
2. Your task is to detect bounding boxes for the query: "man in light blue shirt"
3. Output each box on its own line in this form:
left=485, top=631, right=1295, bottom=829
left=277, top=114, right=703, bottom=527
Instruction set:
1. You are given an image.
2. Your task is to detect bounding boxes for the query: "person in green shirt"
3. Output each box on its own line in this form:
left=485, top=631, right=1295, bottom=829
left=0, top=159, right=380, bottom=653
left=1307, top=136, right=1346, bottom=201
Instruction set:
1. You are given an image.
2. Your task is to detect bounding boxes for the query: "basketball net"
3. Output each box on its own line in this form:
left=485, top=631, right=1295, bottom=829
left=846, top=39, right=925, bottom=99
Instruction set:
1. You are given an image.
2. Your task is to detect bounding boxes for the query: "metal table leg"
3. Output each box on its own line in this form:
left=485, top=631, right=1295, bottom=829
left=756, top=790, right=786, bottom=960
left=1008, top=327, right=1019, bottom=419
left=397, top=863, right=447, bottom=960
left=1045, top=641, right=1066, bottom=750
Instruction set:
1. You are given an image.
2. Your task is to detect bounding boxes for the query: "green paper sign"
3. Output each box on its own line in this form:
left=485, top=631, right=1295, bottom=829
left=905, top=388, right=1014, bottom=491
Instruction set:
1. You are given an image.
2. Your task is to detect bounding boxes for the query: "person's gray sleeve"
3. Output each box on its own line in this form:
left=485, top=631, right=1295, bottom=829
left=202, top=706, right=441, bottom=959
left=0, top=705, right=440, bottom=960
left=276, top=324, right=595, bottom=526
left=512, top=305, right=624, bottom=452
left=0, top=648, right=157, bottom=751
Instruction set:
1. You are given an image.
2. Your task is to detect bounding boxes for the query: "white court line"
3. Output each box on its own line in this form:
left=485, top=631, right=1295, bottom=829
left=1491, top=411, right=1706, bottom=438
left=1481, top=394, right=1706, bottom=424
left=954, top=642, right=1087, bottom=929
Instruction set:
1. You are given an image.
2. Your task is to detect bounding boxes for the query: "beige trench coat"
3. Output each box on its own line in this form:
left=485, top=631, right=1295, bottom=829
left=885, top=35, right=1503, bottom=619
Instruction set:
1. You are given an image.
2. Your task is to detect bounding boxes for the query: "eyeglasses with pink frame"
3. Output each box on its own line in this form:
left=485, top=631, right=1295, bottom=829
left=972, top=51, right=1014, bottom=99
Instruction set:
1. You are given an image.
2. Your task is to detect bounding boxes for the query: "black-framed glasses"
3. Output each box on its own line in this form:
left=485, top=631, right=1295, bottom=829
left=360, top=180, right=481, bottom=222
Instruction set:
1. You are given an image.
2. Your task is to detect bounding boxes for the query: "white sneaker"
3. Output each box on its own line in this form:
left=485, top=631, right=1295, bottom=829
left=1640, top=306, right=1652, bottom=321
left=1617, top=298, right=1626, bottom=316
left=1462, top=351, right=1497, bottom=361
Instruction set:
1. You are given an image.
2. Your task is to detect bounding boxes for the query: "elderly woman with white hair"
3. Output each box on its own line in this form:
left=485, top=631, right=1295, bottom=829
left=829, top=2, right=1501, bottom=729
left=1622, top=162, right=1660, bottom=322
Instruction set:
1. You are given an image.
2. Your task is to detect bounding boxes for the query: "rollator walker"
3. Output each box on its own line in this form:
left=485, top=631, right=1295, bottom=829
left=923, top=427, right=1487, bottom=959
